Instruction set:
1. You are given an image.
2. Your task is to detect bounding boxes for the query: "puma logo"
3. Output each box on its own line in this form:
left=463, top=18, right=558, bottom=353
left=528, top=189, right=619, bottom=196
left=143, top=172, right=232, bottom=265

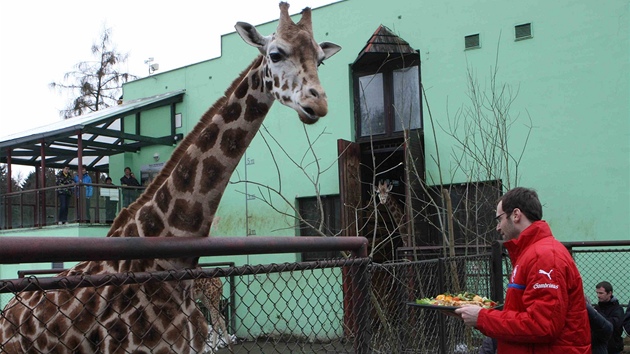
left=538, top=269, right=553, bottom=280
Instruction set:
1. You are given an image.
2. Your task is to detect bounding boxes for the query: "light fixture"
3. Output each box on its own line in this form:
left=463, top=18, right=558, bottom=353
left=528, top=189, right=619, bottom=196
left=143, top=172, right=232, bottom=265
left=145, top=57, right=160, bottom=75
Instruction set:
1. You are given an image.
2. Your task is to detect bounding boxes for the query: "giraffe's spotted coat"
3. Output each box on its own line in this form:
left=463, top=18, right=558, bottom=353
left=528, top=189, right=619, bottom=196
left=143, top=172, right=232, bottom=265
left=173, top=154, right=199, bottom=193
left=220, top=127, right=249, bottom=159
left=199, top=156, right=226, bottom=195
left=194, top=275, right=233, bottom=351
left=197, top=124, right=220, bottom=153
left=244, top=95, right=270, bottom=122
left=169, top=199, right=204, bottom=232
left=375, top=180, right=409, bottom=245
left=155, top=184, right=172, bottom=213
left=221, top=102, right=243, bottom=123
left=139, top=204, right=165, bottom=236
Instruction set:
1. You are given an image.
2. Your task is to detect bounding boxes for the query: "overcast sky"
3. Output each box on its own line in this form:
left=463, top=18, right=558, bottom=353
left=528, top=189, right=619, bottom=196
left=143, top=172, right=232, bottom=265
left=0, top=0, right=337, bottom=179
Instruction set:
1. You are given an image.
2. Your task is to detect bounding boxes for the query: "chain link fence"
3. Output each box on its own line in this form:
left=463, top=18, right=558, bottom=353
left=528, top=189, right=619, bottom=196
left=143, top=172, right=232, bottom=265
left=567, top=242, right=630, bottom=349
left=367, top=254, right=495, bottom=354
left=0, top=239, right=628, bottom=353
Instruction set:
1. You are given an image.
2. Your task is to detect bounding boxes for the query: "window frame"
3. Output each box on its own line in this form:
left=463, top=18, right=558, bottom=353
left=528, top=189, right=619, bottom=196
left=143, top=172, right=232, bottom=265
left=515, top=23, right=533, bottom=41
left=352, top=52, right=422, bottom=143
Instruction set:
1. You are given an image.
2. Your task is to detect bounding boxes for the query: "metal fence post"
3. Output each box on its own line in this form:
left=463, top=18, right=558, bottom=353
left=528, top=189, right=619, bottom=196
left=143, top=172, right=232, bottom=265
left=350, top=239, right=370, bottom=354
left=437, top=258, right=446, bottom=354
left=491, top=241, right=505, bottom=303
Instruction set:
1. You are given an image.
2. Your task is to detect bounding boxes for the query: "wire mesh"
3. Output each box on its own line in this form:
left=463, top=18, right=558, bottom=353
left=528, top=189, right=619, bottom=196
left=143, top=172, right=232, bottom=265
left=1, top=242, right=628, bottom=353
left=368, top=254, right=493, bottom=354
left=0, top=258, right=370, bottom=354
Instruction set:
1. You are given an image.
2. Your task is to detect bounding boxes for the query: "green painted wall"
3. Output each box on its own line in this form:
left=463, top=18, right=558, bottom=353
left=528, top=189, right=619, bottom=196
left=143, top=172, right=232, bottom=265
left=0, top=225, right=109, bottom=308
left=118, top=0, right=629, bottom=243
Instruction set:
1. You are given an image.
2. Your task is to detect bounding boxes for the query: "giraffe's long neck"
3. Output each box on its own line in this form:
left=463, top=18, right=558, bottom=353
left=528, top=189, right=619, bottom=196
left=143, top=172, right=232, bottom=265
left=109, top=56, right=272, bottom=239
left=384, top=196, right=406, bottom=234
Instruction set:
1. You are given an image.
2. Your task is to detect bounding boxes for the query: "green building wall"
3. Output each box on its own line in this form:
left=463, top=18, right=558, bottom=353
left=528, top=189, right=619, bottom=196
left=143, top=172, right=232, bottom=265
left=117, top=0, right=628, bottom=244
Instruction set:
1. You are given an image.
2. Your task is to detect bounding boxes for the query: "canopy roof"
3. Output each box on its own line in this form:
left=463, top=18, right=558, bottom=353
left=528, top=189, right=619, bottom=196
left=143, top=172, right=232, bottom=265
left=0, top=90, right=185, bottom=171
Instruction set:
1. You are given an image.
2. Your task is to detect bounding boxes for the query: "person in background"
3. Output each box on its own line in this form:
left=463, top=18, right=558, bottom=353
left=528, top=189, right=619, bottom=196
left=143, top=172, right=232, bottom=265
left=103, top=177, right=118, bottom=223
left=455, top=187, right=591, bottom=353
left=586, top=297, right=613, bottom=354
left=594, top=281, right=624, bottom=354
left=120, top=167, right=140, bottom=207
left=478, top=336, right=497, bottom=354
left=55, top=165, right=73, bottom=225
left=74, top=165, right=93, bottom=222
left=623, top=300, right=630, bottom=336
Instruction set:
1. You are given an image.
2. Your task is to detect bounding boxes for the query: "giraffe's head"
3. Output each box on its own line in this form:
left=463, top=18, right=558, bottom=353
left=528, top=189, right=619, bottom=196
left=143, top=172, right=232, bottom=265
left=235, top=2, right=341, bottom=124
left=375, top=180, right=394, bottom=205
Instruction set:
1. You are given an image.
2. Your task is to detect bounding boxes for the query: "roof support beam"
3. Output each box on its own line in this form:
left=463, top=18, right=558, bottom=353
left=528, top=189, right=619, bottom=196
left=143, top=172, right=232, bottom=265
left=85, top=127, right=180, bottom=146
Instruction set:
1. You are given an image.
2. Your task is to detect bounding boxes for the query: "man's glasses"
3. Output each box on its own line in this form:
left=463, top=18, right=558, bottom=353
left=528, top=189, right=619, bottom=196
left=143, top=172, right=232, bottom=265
left=494, top=212, right=506, bottom=224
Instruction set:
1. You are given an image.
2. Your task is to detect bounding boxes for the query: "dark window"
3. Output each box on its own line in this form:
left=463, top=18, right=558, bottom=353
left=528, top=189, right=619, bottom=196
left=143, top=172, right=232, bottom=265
left=297, top=195, right=341, bottom=261
left=52, top=262, right=64, bottom=269
left=465, top=34, right=480, bottom=49
left=515, top=23, right=532, bottom=40
left=420, top=180, right=502, bottom=247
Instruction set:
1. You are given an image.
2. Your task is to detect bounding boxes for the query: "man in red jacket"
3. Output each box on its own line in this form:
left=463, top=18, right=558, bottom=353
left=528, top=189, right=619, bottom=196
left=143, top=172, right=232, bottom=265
left=455, top=187, right=591, bottom=353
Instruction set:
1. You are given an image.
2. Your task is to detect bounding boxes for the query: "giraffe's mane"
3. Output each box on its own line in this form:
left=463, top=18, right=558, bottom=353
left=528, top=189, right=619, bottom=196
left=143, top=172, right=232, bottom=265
left=120, top=55, right=265, bottom=223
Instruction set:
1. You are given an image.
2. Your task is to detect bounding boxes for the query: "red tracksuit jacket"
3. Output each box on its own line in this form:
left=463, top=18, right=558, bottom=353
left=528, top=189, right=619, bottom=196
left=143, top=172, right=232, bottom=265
left=476, top=221, right=591, bottom=353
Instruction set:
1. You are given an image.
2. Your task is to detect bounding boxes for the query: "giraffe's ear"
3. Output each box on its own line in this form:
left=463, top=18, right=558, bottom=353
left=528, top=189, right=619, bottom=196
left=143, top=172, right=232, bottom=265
left=235, top=22, right=270, bottom=51
left=319, top=42, right=342, bottom=60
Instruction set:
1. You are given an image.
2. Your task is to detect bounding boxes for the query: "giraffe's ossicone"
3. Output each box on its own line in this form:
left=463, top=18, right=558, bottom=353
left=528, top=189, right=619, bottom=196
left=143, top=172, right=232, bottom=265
left=0, top=2, right=340, bottom=353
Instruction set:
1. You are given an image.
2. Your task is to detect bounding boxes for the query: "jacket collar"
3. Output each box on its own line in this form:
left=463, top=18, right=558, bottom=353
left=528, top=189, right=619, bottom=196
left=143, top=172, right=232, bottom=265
left=504, top=220, right=553, bottom=262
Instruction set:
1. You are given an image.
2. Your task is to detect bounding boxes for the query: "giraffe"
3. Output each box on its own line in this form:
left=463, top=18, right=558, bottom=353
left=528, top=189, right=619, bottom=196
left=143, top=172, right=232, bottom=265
left=374, top=179, right=409, bottom=245
left=193, top=276, right=233, bottom=353
left=0, top=3, right=340, bottom=353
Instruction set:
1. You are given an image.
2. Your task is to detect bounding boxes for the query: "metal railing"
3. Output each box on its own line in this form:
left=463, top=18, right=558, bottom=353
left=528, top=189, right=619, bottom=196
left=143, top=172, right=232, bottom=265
left=0, top=236, right=370, bottom=353
left=0, top=237, right=627, bottom=353
left=0, top=184, right=145, bottom=229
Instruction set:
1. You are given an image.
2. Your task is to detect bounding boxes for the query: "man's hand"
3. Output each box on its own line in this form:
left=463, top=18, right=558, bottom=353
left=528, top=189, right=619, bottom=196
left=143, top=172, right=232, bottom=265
left=454, top=305, right=483, bottom=327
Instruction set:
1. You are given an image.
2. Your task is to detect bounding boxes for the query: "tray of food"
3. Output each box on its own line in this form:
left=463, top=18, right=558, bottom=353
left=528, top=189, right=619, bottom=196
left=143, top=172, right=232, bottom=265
left=409, top=292, right=501, bottom=312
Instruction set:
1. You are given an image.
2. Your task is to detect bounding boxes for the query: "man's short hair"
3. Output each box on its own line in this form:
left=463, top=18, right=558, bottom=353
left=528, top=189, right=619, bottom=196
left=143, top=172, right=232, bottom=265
left=596, top=281, right=613, bottom=293
left=500, top=187, right=543, bottom=221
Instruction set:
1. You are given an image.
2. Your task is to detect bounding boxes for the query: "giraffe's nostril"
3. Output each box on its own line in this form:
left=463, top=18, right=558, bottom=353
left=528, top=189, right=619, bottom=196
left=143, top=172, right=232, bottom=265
left=309, top=88, right=319, bottom=99
left=303, top=106, right=315, bottom=116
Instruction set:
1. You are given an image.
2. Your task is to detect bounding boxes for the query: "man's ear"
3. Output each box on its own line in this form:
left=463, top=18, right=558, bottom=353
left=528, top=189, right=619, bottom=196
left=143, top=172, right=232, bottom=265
left=512, top=208, right=523, bottom=223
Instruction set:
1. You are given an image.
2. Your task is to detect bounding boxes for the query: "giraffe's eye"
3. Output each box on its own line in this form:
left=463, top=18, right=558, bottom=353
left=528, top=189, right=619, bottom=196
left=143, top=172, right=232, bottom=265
left=269, top=52, right=282, bottom=63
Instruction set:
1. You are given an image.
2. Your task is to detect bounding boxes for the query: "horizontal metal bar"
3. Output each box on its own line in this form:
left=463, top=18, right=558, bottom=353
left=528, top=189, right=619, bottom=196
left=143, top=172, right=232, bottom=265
left=0, top=236, right=368, bottom=264
left=562, top=240, right=630, bottom=247
left=0, top=258, right=371, bottom=294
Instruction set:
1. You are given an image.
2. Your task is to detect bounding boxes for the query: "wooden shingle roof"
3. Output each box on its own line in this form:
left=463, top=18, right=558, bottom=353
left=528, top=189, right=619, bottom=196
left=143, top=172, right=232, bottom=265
left=358, top=25, right=416, bottom=56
